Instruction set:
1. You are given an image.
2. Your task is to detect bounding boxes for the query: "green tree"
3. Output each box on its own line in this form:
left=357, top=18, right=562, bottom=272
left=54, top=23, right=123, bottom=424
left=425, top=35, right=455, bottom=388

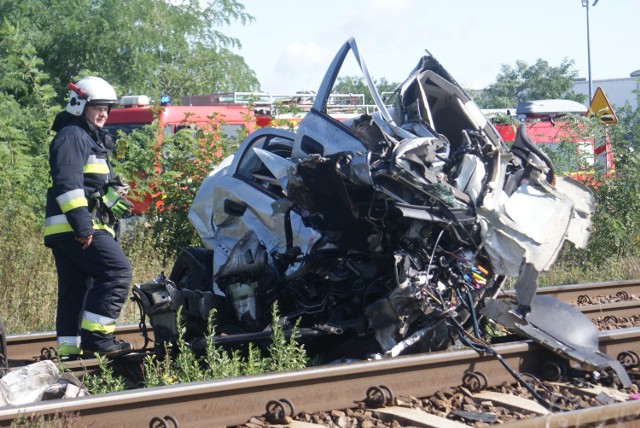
left=608, top=89, right=640, bottom=153
left=476, top=58, right=586, bottom=108
left=0, top=21, right=61, bottom=335
left=0, top=20, right=57, bottom=222
left=0, top=0, right=259, bottom=103
left=333, top=76, right=399, bottom=105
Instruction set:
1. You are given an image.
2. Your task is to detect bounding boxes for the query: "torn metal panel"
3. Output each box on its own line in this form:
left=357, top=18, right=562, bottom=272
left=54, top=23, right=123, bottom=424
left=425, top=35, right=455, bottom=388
left=483, top=296, right=632, bottom=387
left=253, top=147, right=294, bottom=191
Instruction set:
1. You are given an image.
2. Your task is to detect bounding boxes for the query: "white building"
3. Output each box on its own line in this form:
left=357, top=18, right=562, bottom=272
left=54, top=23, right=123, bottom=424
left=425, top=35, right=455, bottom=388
left=573, top=70, right=640, bottom=110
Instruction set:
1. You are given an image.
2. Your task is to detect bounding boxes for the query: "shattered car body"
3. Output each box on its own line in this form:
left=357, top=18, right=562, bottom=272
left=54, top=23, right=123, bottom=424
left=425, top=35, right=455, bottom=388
left=136, top=38, right=629, bottom=385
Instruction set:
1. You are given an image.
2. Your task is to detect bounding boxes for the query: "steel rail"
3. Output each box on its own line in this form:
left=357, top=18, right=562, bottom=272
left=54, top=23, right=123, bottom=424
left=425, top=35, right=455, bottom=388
left=12, top=297, right=635, bottom=364
left=6, top=324, right=150, bottom=364
left=7, top=280, right=639, bottom=363
left=4, top=279, right=639, bottom=379
left=580, top=300, right=640, bottom=323
left=500, top=279, right=640, bottom=303
left=0, top=328, right=638, bottom=428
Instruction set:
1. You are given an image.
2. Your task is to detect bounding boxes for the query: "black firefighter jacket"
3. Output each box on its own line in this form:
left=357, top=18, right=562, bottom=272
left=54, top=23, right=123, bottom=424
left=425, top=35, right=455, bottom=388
left=44, top=111, right=117, bottom=246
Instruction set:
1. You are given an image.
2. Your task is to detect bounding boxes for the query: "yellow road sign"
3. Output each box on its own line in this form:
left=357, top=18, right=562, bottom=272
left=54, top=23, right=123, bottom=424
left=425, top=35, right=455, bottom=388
left=588, top=87, right=618, bottom=124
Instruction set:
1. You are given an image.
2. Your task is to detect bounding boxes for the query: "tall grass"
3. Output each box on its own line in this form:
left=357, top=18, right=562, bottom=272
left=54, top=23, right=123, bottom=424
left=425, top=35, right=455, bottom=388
left=0, top=214, right=58, bottom=334
left=0, top=215, right=167, bottom=335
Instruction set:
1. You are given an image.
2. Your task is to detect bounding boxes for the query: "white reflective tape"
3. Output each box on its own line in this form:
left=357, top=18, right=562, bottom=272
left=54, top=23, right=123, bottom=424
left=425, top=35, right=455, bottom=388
left=86, top=155, right=108, bottom=167
left=56, top=189, right=85, bottom=205
left=57, top=336, right=81, bottom=347
left=82, top=310, right=116, bottom=326
left=44, top=214, right=69, bottom=227
left=84, top=155, right=110, bottom=174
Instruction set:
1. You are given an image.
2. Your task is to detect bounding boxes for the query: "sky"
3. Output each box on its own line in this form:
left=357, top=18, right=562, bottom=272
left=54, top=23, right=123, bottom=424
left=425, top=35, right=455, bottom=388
left=224, top=0, right=640, bottom=95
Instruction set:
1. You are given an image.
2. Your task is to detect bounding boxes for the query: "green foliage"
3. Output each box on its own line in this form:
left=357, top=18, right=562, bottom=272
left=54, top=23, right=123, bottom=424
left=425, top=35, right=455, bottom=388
left=541, top=254, right=640, bottom=286
left=269, top=102, right=306, bottom=131
left=333, top=76, right=400, bottom=105
left=113, top=112, right=246, bottom=260
left=0, top=20, right=61, bottom=335
left=0, top=212, right=58, bottom=333
left=265, top=304, right=308, bottom=372
left=143, top=305, right=308, bottom=388
left=608, top=89, right=640, bottom=153
left=582, top=152, right=640, bottom=263
left=82, top=355, right=127, bottom=395
left=549, top=90, right=640, bottom=268
left=490, top=112, right=520, bottom=125
left=1, top=0, right=259, bottom=103
left=538, top=113, right=608, bottom=174
left=0, top=20, right=57, bottom=223
left=476, top=58, right=586, bottom=108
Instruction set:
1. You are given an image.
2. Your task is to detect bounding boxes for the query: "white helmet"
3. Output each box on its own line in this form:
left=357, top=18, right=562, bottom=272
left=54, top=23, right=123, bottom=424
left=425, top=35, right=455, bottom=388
left=65, top=76, right=118, bottom=116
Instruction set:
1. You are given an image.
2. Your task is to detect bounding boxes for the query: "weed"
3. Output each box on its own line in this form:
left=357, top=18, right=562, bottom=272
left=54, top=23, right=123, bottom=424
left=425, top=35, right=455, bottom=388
left=143, top=304, right=308, bottom=388
left=81, top=354, right=127, bottom=395
left=10, top=412, right=78, bottom=428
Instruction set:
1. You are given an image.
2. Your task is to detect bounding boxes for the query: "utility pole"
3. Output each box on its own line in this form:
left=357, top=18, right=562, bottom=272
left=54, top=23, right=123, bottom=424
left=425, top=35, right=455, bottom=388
left=581, top=0, right=600, bottom=101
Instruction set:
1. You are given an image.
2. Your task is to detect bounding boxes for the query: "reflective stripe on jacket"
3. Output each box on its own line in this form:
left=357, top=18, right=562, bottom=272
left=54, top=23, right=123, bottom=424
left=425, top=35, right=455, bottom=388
left=44, top=112, right=117, bottom=245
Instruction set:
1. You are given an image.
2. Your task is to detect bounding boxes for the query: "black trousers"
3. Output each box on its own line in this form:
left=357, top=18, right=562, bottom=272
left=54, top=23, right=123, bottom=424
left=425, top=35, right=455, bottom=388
left=50, top=232, right=132, bottom=338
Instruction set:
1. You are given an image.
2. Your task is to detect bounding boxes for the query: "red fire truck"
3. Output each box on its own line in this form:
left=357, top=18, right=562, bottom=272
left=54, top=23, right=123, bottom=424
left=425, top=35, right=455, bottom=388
left=492, top=96, right=616, bottom=184
left=182, top=92, right=368, bottom=130
left=105, top=95, right=256, bottom=142
left=104, top=95, right=257, bottom=214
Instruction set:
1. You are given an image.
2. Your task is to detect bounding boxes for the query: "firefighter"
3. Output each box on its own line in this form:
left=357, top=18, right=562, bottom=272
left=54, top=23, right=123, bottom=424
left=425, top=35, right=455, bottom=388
left=45, top=76, right=134, bottom=360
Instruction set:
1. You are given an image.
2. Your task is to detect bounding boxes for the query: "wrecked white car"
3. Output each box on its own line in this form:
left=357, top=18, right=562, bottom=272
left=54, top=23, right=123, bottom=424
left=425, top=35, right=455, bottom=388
left=134, top=38, right=629, bottom=386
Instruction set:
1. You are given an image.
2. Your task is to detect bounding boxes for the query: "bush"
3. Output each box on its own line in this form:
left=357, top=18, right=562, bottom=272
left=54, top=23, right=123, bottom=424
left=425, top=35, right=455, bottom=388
left=554, top=93, right=640, bottom=268
left=113, top=114, right=246, bottom=261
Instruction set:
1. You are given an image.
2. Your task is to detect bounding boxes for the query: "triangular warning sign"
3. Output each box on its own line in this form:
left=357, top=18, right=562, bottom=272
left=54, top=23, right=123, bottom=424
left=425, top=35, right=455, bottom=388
left=588, top=87, right=618, bottom=124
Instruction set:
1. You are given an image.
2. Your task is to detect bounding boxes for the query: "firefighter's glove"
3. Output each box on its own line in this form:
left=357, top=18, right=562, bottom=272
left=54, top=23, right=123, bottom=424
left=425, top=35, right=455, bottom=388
left=102, top=187, right=133, bottom=217
left=108, top=176, right=130, bottom=196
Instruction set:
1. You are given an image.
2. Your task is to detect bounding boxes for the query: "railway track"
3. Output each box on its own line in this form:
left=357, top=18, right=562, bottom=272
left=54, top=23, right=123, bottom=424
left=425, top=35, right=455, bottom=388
left=6, top=279, right=638, bottom=368
left=5, top=324, right=149, bottom=367
left=0, top=327, right=638, bottom=427
left=1, top=280, right=639, bottom=427
left=499, top=278, right=640, bottom=305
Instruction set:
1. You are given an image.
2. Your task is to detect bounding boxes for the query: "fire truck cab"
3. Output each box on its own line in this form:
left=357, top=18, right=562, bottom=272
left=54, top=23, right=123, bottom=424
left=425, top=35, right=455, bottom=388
left=104, top=96, right=257, bottom=214
left=105, top=95, right=256, bottom=141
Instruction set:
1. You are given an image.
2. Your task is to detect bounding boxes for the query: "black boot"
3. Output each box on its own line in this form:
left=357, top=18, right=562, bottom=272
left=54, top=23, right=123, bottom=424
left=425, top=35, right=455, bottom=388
left=81, top=330, right=133, bottom=358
